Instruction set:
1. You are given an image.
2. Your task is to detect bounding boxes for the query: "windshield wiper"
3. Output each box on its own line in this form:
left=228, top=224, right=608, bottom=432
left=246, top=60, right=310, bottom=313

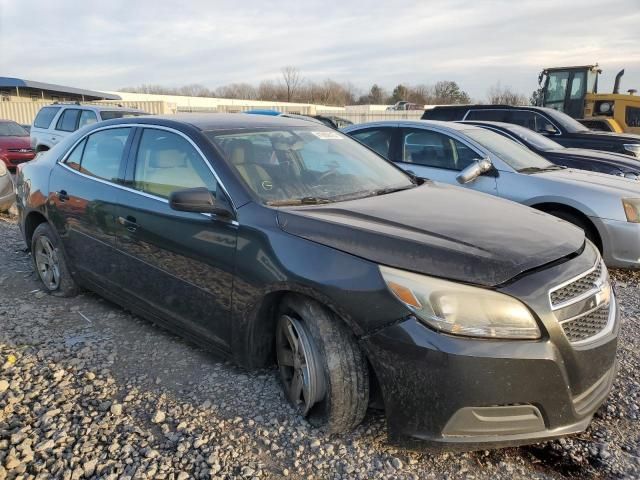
left=518, top=165, right=566, bottom=173
left=372, top=184, right=417, bottom=196
left=267, top=197, right=333, bottom=206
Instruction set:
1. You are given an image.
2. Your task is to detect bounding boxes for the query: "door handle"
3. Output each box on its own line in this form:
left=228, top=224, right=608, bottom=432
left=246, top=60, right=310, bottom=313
left=118, top=215, right=138, bottom=232
left=56, top=190, right=69, bottom=202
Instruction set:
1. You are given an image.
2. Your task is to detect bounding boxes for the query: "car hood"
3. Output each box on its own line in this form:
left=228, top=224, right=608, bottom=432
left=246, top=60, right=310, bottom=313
left=535, top=168, right=640, bottom=194
left=0, top=136, right=31, bottom=149
left=276, top=183, right=584, bottom=287
left=546, top=148, right=640, bottom=172
left=576, top=130, right=640, bottom=142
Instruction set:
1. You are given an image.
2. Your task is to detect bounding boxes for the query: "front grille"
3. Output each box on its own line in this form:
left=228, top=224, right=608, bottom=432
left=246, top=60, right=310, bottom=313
left=7, top=148, right=34, bottom=153
left=550, top=262, right=602, bottom=306
left=561, top=304, right=610, bottom=343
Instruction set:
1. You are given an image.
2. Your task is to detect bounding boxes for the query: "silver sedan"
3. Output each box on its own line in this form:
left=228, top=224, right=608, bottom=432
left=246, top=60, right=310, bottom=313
left=343, top=120, right=640, bottom=268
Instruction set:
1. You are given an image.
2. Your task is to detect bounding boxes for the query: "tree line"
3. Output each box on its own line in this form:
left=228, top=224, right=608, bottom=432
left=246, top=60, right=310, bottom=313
left=120, top=66, right=530, bottom=107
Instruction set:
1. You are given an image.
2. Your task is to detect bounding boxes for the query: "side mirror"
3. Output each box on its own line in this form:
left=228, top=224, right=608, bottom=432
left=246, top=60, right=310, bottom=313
left=456, top=158, right=493, bottom=184
left=169, top=187, right=232, bottom=217
left=539, top=124, right=558, bottom=135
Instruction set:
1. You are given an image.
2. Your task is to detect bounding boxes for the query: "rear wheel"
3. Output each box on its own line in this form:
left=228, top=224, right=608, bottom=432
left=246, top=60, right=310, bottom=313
left=276, top=295, right=369, bottom=433
left=31, top=223, right=78, bottom=297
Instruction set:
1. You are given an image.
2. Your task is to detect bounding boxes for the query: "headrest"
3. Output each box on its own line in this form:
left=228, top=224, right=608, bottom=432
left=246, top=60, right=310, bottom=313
left=149, top=137, right=186, bottom=168
left=227, top=139, right=254, bottom=165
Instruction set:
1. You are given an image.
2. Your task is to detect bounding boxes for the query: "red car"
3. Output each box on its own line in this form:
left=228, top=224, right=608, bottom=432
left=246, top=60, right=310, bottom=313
left=0, top=120, right=35, bottom=171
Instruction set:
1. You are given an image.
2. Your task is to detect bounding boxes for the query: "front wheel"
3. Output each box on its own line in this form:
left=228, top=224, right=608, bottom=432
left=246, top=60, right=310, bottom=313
left=31, top=223, right=78, bottom=297
left=276, top=295, right=369, bottom=433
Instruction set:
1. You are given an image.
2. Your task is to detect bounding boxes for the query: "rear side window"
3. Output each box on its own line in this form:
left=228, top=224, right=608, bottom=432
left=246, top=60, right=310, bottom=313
left=505, top=111, right=556, bottom=133
left=56, top=109, right=81, bottom=132
left=100, top=111, right=143, bottom=120
left=350, top=128, right=393, bottom=159
left=33, top=107, right=60, bottom=129
left=68, top=128, right=131, bottom=181
left=78, top=110, right=98, bottom=128
left=133, top=129, right=217, bottom=199
left=465, top=109, right=508, bottom=121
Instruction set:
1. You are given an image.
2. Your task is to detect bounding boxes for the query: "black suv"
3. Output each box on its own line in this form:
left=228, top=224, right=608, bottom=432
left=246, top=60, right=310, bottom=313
left=422, top=105, right=640, bottom=158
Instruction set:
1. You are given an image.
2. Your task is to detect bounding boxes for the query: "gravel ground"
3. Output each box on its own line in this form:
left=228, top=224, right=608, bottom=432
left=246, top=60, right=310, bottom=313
left=0, top=213, right=638, bottom=480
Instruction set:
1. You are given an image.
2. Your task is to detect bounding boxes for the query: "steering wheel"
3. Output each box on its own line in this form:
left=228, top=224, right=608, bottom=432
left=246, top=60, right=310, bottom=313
left=316, top=168, right=339, bottom=183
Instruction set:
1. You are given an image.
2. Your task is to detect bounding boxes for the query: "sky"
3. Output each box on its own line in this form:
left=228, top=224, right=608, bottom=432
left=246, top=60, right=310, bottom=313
left=1, top=0, right=639, bottom=101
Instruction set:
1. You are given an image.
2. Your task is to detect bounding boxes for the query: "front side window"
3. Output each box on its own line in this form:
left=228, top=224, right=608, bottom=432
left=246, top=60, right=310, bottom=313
left=401, top=128, right=478, bottom=171
left=350, top=128, right=393, bottom=159
left=134, top=129, right=217, bottom=199
left=78, top=110, right=98, bottom=128
left=76, top=128, right=131, bottom=181
left=206, top=127, right=413, bottom=205
left=56, top=109, right=80, bottom=132
left=506, top=111, right=557, bottom=134
left=33, top=107, right=60, bottom=129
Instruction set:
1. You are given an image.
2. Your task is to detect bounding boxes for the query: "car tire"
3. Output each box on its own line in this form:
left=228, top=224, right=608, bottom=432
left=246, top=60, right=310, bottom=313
left=276, top=294, right=369, bottom=433
left=31, top=223, right=79, bottom=297
left=547, top=210, right=600, bottom=250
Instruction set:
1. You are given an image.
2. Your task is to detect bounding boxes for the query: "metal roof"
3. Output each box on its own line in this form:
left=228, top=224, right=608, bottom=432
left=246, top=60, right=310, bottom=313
left=0, top=77, right=121, bottom=100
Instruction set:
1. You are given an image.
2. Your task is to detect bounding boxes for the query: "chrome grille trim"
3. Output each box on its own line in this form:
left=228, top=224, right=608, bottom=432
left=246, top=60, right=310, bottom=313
left=548, top=258, right=615, bottom=345
left=548, top=259, right=603, bottom=310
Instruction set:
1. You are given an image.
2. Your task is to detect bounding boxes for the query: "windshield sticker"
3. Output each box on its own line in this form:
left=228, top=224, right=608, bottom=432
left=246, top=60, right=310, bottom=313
left=311, top=131, right=343, bottom=140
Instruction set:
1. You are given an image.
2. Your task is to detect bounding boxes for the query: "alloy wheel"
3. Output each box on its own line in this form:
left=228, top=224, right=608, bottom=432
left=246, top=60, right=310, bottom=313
left=276, top=314, right=326, bottom=415
left=34, top=236, right=60, bottom=290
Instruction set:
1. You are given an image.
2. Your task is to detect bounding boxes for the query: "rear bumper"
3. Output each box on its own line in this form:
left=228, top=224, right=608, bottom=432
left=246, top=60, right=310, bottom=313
left=592, top=216, right=640, bottom=268
left=0, top=177, right=15, bottom=211
left=362, top=305, right=619, bottom=451
left=2, top=152, right=35, bottom=169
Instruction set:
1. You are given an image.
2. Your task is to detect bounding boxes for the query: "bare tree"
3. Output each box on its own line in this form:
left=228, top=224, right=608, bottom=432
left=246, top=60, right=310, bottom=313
left=281, top=66, right=302, bottom=102
left=487, top=82, right=528, bottom=105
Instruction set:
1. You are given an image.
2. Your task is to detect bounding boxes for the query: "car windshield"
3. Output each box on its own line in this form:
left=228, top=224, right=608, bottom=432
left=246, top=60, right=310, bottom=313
left=543, top=108, right=589, bottom=133
left=464, top=128, right=555, bottom=172
left=503, top=124, right=563, bottom=151
left=99, top=111, right=145, bottom=120
left=206, top=127, right=415, bottom=205
left=0, top=122, right=29, bottom=136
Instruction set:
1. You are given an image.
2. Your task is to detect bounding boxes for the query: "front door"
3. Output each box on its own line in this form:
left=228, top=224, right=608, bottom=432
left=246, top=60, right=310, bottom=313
left=394, top=127, right=498, bottom=195
left=48, top=126, right=133, bottom=285
left=114, top=127, right=237, bottom=350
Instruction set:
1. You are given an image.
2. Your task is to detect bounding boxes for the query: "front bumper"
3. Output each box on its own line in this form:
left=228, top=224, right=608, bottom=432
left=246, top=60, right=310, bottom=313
left=363, top=246, right=619, bottom=451
left=2, top=152, right=35, bottom=170
left=591, top=216, right=640, bottom=268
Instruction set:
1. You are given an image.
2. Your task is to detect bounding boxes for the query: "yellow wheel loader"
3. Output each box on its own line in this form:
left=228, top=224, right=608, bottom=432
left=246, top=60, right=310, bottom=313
left=538, top=64, right=640, bottom=134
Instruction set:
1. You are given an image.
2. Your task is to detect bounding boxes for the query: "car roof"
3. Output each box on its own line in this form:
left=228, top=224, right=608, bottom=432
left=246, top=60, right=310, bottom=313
left=343, top=119, right=479, bottom=132
left=46, top=104, right=144, bottom=113
left=429, top=104, right=559, bottom=115
left=102, top=113, right=331, bottom=131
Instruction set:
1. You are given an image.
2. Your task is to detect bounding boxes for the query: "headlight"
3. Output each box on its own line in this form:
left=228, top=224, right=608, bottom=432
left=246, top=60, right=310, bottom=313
left=624, top=144, right=640, bottom=158
left=379, top=266, right=541, bottom=339
left=622, top=198, right=640, bottom=222
left=599, top=102, right=613, bottom=113
left=0, top=162, right=6, bottom=177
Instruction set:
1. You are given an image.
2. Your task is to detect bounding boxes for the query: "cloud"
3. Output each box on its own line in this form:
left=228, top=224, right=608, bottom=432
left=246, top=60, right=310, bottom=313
left=0, top=0, right=638, bottom=100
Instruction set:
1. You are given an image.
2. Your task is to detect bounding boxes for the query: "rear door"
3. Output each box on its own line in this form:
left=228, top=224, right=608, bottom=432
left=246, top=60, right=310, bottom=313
left=48, top=126, right=133, bottom=285
left=393, top=127, right=498, bottom=195
left=114, top=126, right=237, bottom=349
